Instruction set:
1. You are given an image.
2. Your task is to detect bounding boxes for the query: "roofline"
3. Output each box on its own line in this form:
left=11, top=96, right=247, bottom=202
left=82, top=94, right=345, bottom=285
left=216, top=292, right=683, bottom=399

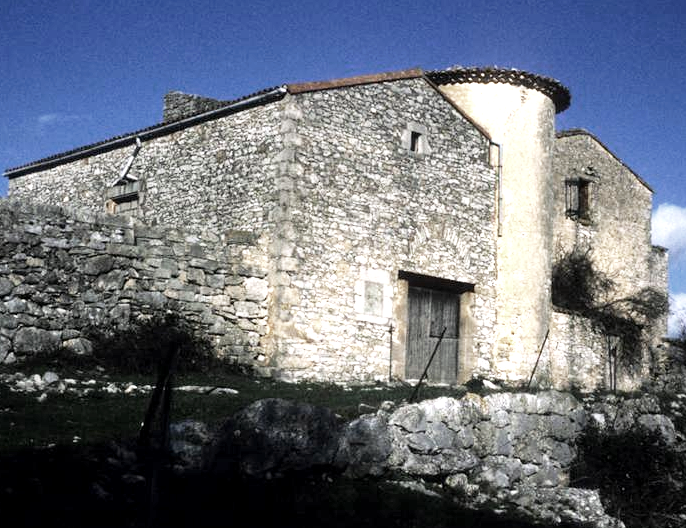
left=5, top=86, right=288, bottom=178
left=287, top=68, right=424, bottom=94
left=289, top=67, right=493, bottom=142
left=426, top=66, right=571, bottom=114
left=420, top=75, right=492, bottom=142
left=556, top=128, right=653, bottom=193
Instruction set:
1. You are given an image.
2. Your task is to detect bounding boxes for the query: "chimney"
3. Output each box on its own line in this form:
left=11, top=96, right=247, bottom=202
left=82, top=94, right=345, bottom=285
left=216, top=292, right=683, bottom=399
left=162, top=91, right=224, bottom=122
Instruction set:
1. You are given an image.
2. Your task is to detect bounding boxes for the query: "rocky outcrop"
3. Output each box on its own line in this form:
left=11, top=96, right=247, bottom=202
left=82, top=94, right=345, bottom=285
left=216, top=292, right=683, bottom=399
left=205, top=392, right=629, bottom=527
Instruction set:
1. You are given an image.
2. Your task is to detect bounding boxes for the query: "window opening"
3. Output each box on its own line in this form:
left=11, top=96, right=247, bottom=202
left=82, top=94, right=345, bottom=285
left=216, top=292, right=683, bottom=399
left=578, top=180, right=590, bottom=219
left=403, top=123, right=430, bottom=156
left=565, top=178, right=592, bottom=222
left=105, top=180, right=140, bottom=215
left=410, top=131, right=422, bottom=153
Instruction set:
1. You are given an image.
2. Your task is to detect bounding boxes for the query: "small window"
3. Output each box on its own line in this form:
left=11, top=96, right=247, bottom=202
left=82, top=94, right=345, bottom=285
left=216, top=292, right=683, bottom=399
left=402, top=123, right=431, bottom=156
left=410, top=131, right=422, bottom=153
left=565, top=178, right=592, bottom=222
left=105, top=181, right=140, bottom=215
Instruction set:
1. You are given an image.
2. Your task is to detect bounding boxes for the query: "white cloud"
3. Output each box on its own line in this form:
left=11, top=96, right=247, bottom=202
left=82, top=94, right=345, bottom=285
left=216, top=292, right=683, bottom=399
left=668, top=292, right=686, bottom=337
left=36, top=112, right=84, bottom=130
left=37, top=113, right=62, bottom=125
left=652, top=203, right=686, bottom=265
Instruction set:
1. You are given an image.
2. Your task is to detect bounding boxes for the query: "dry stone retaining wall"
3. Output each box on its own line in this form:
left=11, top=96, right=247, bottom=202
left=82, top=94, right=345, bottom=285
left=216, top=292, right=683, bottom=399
left=208, top=392, right=630, bottom=527
left=0, top=200, right=270, bottom=366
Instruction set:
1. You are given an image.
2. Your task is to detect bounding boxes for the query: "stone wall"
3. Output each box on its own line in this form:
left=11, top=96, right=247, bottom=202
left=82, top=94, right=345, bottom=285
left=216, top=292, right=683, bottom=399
left=269, top=79, right=497, bottom=382
left=544, top=310, right=608, bottom=390
left=550, top=132, right=667, bottom=388
left=0, top=200, right=270, bottom=366
left=209, top=392, right=628, bottom=527
left=8, top=100, right=285, bottom=236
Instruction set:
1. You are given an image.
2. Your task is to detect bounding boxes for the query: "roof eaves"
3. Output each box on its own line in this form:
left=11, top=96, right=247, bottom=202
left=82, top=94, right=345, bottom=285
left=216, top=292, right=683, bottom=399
left=556, top=128, right=653, bottom=193
left=287, top=68, right=424, bottom=94
left=427, top=66, right=571, bottom=114
left=5, top=86, right=288, bottom=178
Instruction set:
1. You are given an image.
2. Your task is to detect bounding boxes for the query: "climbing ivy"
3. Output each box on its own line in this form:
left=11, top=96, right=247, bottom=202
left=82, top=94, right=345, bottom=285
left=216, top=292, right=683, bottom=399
left=551, top=248, right=668, bottom=380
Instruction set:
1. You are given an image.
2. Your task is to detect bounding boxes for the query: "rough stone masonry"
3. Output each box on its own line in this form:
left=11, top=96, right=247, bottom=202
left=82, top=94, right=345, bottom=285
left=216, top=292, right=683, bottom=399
left=0, top=200, right=270, bottom=368
left=2, top=65, right=670, bottom=388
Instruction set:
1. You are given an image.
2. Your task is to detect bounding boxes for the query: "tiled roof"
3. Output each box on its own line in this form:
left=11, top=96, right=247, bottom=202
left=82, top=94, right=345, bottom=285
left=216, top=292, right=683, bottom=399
left=6, top=65, right=572, bottom=177
left=4, top=86, right=287, bottom=177
left=426, top=66, right=571, bottom=113
left=287, top=68, right=423, bottom=94
left=556, top=128, right=652, bottom=192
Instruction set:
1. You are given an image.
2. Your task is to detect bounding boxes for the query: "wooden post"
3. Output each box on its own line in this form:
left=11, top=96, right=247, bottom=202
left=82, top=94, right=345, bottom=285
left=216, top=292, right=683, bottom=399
left=409, top=326, right=447, bottom=403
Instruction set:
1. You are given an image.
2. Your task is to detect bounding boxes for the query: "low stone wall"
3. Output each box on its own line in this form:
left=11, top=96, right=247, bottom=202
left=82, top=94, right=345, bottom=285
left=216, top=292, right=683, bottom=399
left=0, top=200, right=270, bottom=365
left=546, top=310, right=655, bottom=392
left=207, top=392, right=626, bottom=527
left=544, top=310, right=608, bottom=390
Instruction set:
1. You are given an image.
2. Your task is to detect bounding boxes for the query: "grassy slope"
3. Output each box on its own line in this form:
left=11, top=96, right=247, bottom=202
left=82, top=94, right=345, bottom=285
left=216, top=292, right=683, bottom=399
left=0, top=365, right=465, bottom=452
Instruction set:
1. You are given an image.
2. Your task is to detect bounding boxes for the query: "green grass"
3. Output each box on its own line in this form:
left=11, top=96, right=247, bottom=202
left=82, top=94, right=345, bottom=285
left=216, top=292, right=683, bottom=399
left=0, top=364, right=469, bottom=452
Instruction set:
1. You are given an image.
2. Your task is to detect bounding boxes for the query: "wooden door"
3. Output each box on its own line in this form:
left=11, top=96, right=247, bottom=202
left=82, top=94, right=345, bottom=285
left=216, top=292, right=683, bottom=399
left=406, top=286, right=460, bottom=383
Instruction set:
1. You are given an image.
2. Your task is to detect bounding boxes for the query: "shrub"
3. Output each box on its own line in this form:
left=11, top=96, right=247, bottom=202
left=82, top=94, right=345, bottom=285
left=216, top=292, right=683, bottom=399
left=572, top=423, right=686, bottom=527
left=551, top=248, right=668, bottom=385
left=87, top=312, right=215, bottom=375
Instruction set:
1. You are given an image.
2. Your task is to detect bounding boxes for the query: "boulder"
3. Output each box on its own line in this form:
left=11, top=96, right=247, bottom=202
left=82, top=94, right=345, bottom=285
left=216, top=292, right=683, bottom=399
left=338, top=413, right=391, bottom=477
left=13, top=327, right=60, bottom=354
left=169, top=420, right=213, bottom=473
left=205, top=398, right=345, bottom=477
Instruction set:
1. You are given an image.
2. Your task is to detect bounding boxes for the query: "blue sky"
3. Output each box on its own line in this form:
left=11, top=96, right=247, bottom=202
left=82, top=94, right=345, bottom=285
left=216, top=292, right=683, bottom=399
left=2, top=0, right=686, bottom=330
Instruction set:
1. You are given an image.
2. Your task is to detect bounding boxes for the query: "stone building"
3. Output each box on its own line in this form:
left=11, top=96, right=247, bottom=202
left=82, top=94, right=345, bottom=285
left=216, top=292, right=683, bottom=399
left=2, top=66, right=668, bottom=389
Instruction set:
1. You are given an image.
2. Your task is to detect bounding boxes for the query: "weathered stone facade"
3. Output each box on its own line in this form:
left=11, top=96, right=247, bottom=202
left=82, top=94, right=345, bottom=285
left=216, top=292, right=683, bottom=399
left=546, top=130, right=668, bottom=390
left=0, top=200, right=269, bottom=366
left=2, top=66, right=669, bottom=388
left=271, top=79, right=497, bottom=382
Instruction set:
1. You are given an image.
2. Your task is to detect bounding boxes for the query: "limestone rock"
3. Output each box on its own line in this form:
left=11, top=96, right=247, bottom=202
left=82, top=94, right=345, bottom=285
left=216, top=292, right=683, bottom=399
left=637, top=414, right=677, bottom=445
left=0, top=277, right=13, bottom=296
left=13, top=326, right=59, bottom=353
left=205, top=398, right=345, bottom=477
left=62, top=337, right=93, bottom=355
left=42, top=371, right=59, bottom=385
left=244, top=277, right=268, bottom=302
left=339, top=413, right=391, bottom=477
left=169, top=420, right=213, bottom=472
left=81, top=255, right=114, bottom=275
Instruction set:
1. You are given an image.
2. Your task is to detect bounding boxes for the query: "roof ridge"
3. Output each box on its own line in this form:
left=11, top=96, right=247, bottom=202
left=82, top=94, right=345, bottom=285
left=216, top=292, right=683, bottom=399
left=287, top=68, right=423, bottom=94
left=556, top=128, right=653, bottom=192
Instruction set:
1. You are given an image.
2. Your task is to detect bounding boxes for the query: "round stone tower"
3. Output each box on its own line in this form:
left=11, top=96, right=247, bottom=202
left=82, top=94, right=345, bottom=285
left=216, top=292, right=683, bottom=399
left=428, top=67, right=571, bottom=382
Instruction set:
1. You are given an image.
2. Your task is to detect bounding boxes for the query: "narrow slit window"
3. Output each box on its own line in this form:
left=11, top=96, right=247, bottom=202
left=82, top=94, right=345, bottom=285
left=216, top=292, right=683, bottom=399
left=565, top=178, right=592, bottom=221
left=410, top=131, right=422, bottom=153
